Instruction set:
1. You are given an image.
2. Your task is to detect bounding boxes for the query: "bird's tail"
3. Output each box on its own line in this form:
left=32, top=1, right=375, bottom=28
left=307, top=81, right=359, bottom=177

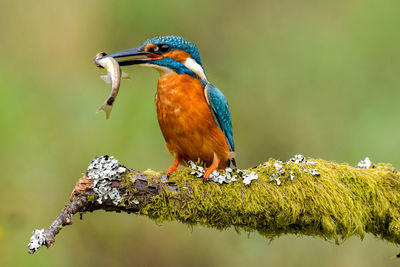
left=227, top=151, right=237, bottom=169
left=231, top=158, right=237, bottom=167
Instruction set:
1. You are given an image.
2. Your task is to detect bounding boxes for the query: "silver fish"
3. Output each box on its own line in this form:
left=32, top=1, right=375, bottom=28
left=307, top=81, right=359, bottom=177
left=94, top=52, right=129, bottom=119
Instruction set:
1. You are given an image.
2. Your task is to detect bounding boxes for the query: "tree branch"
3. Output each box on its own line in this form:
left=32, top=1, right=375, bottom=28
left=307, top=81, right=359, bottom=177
left=28, top=155, right=400, bottom=254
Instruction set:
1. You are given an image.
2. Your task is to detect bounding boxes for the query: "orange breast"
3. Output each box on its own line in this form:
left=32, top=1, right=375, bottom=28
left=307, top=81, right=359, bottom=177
left=156, top=73, right=230, bottom=168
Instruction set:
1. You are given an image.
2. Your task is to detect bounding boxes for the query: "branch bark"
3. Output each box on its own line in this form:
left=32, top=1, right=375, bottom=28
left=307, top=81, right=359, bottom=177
left=28, top=155, right=400, bottom=254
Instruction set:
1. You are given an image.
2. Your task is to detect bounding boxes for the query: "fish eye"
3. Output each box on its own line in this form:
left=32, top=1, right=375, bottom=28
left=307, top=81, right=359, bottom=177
left=159, top=44, right=170, bottom=53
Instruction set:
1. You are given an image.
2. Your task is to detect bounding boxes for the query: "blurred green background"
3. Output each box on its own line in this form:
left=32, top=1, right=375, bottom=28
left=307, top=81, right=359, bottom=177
left=1, top=0, right=400, bottom=266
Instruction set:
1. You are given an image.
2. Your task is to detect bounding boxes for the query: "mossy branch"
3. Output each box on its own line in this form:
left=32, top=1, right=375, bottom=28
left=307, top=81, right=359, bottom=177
left=28, top=156, right=400, bottom=254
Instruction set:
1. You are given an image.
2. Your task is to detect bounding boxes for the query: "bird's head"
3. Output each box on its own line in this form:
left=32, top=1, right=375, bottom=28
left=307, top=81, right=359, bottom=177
left=106, top=36, right=207, bottom=82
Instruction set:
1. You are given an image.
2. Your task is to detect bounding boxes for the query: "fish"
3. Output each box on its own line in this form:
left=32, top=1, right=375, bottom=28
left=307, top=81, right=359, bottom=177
left=94, top=52, right=129, bottom=119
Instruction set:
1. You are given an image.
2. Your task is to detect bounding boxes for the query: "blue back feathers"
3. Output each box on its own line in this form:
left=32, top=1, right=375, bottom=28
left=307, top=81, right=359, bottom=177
left=205, top=84, right=235, bottom=153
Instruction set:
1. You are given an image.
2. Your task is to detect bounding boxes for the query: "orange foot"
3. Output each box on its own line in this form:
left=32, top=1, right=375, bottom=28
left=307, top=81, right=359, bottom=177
left=167, top=160, right=179, bottom=177
left=204, top=157, right=220, bottom=180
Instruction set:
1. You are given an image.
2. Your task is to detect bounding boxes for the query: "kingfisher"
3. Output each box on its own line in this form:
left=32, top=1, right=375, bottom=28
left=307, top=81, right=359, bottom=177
left=105, top=36, right=236, bottom=179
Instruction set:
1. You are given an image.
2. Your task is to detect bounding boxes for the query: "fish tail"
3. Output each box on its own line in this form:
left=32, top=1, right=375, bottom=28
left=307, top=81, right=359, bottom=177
left=96, top=101, right=113, bottom=120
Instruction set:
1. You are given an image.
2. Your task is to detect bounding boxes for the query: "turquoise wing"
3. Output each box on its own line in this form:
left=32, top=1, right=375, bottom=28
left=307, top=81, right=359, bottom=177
left=205, top=83, right=235, bottom=160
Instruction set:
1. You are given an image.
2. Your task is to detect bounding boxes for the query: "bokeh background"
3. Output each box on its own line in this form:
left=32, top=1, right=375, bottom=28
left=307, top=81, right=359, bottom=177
left=1, top=0, right=400, bottom=266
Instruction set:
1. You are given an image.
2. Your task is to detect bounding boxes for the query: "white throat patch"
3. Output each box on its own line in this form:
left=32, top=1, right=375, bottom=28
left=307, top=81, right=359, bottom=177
left=143, top=63, right=173, bottom=77
left=183, top=58, right=208, bottom=82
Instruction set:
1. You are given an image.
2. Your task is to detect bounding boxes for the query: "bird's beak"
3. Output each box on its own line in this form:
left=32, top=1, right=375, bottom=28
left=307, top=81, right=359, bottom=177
left=105, top=46, right=161, bottom=66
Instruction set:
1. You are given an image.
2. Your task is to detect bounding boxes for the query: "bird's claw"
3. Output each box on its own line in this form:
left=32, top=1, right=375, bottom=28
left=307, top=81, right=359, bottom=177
left=166, top=160, right=179, bottom=178
left=204, top=167, right=216, bottom=180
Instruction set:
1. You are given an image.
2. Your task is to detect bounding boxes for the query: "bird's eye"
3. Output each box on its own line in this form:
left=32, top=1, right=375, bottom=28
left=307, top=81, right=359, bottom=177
left=159, top=44, right=170, bottom=53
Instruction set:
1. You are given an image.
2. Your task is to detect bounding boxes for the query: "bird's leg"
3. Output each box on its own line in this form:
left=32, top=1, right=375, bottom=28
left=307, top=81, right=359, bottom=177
left=166, top=159, right=179, bottom=177
left=204, top=153, right=220, bottom=180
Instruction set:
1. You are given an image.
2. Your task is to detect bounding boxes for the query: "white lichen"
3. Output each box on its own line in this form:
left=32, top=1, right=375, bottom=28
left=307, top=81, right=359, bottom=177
left=208, top=167, right=240, bottom=184
left=188, top=154, right=320, bottom=186
left=189, top=161, right=205, bottom=178
left=289, top=155, right=320, bottom=177
left=188, top=161, right=254, bottom=185
left=357, top=157, right=372, bottom=169
left=269, top=171, right=281, bottom=185
left=28, top=229, right=46, bottom=252
left=310, top=169, right=320, bottom=176
left=87, top=155, right=126, bottom=180
left=242, top=171, right=258, bottom=185
left=301, top=166, right=309, bottom=173
left=274, top=163, right=283, bottom=171
left=269, top=160, right=286, bottom=185
left=290, top=154, right=306, bottom=163
left=269, top=155, right=321, bottom=184
left=87, top=155, right=127, bottom=205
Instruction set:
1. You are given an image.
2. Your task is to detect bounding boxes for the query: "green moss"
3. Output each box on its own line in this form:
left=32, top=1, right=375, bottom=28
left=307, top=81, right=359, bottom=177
left=143, top=169, right=162, bottom=180
left=137, top=158, right=400, bottom=245
left=87, top=195, right=95, bottom=204
left=120, top=170, right=139, bottom=208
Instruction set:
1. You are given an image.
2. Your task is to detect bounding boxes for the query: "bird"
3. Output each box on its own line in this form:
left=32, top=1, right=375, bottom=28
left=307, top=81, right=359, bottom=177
left=105, top=36, right=236, bottom=179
